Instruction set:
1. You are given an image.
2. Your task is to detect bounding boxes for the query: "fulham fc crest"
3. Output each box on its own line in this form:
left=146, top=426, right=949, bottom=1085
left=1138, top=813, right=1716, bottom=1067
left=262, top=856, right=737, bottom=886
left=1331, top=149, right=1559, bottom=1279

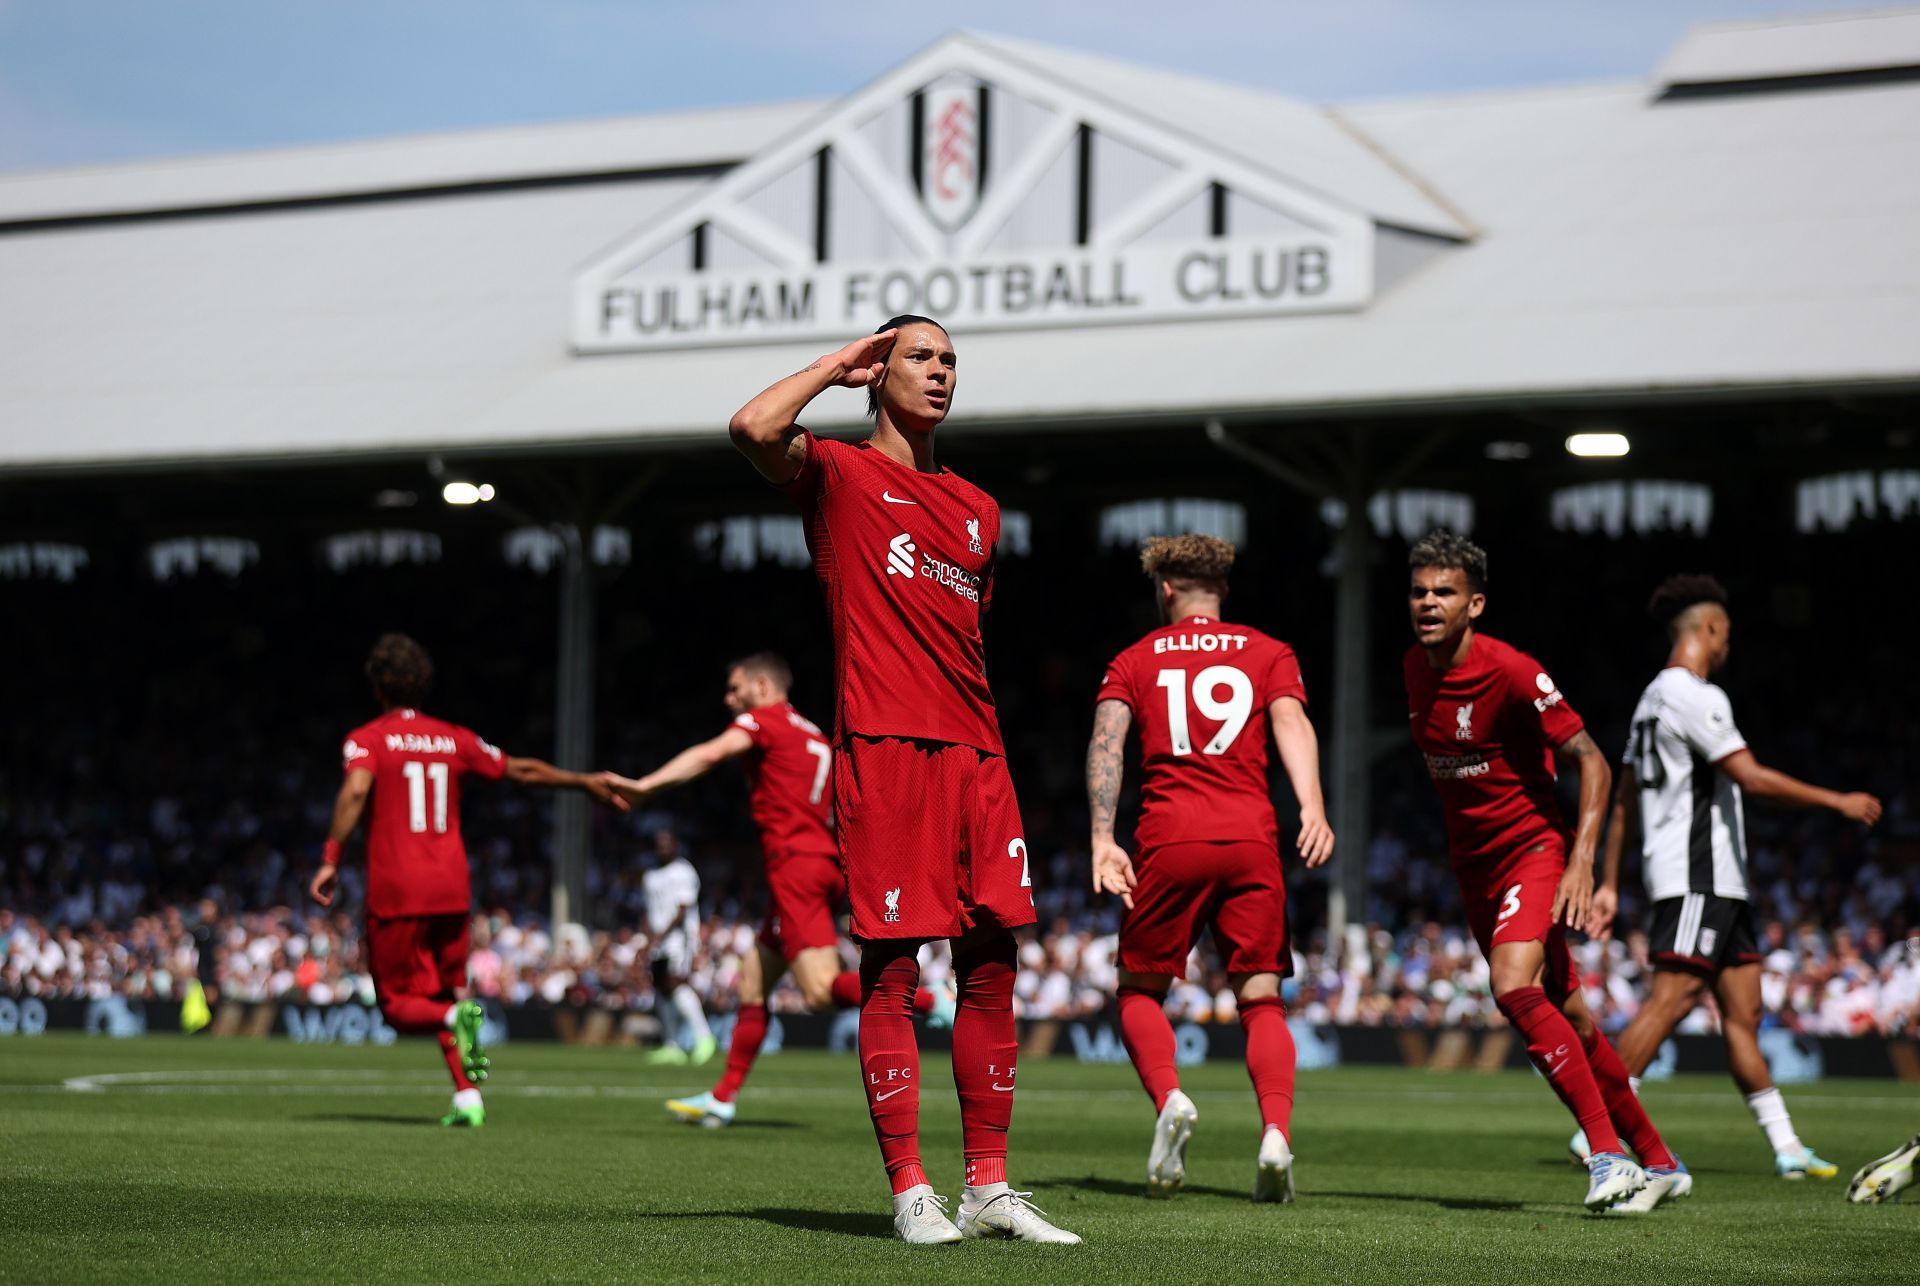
left=917, top=75, right=985, bottom=232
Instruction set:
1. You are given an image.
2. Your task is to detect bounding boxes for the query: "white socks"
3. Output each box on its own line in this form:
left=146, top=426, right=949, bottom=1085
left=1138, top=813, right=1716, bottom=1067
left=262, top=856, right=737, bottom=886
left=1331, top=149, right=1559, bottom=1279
left=963, top=1181, right=1010, bottom=1201
left=443, top=1004, right=460, bottom=1029
left=452, top=1087, right=482, bottom=1110
left=672, top=984, right=712, bottom=1043
left=1628, top=1076, right=1642, bottom=1094
left=1745, top=1087, right=1801, bottom=1153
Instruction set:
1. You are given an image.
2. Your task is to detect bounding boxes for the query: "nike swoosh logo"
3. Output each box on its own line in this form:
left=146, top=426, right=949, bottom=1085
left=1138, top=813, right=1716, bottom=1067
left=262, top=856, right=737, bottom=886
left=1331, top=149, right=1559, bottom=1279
left=874, top=1086, right=911, bottom=1101
left=881, top=491, right=918, bottom=505
left=991, top=1082, right=1016, bottom=1092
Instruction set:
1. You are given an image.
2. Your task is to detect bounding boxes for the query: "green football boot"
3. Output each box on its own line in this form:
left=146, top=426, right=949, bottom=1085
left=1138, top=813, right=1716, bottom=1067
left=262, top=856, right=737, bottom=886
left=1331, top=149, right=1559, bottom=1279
left=440, top=1100, right=485, bottom=1128
left=451, top=1000, right=489, bottom=1084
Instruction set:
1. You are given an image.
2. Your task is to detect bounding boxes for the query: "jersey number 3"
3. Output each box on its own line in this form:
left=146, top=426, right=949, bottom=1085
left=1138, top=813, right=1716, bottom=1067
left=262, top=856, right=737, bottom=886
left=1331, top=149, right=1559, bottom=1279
left=1156, top=666, right=1255, bottom=756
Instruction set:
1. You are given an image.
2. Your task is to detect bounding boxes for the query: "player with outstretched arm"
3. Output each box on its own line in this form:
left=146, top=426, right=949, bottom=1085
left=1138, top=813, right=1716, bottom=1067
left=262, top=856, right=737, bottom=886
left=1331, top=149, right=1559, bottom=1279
left=1087, top=534, right=1333, bottom=1202
left=309, top=633, right=625, bottom=1127
left=1579, top=574, right=1881, bottom=1178
left=596, top=652, right=954, bottom=1125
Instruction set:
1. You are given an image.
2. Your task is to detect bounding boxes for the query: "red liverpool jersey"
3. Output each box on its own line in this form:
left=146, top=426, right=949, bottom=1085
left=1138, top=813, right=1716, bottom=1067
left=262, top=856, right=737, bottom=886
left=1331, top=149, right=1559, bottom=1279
left=782, top=432, right=1004, bottom=754
left=1095, top=615, right=1308, bottom=851
left=732, top=700, right=838, bottom=863
left=1403, top=632, right=1585, bottom=864
left=340, top=707, right=506, bottom=917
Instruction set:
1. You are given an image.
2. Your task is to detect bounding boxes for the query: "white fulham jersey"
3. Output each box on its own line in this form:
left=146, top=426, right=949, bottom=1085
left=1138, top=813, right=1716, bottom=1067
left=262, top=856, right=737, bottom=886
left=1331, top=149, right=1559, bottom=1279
left=644, top=857, right=701, bottom=940
left=1623, top=667, right=1750, bottom=901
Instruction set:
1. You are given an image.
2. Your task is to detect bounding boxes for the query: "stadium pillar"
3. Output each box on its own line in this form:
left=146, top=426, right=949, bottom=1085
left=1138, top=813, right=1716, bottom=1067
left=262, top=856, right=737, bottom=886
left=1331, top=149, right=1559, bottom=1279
left=1327, top=442, right=1372, bottom=947
left=552, top=523, right=593, bottom=932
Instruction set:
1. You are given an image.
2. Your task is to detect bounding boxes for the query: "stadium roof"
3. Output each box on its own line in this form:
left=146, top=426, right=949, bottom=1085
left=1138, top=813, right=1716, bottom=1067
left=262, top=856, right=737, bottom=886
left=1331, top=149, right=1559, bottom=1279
left=1, top=14, right=1917, bottom=474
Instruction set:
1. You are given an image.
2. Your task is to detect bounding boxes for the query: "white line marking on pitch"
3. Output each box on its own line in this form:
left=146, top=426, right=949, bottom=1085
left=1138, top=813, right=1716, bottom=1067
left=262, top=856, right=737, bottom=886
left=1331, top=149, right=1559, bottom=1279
left=26, top=1069, right=1919, bottom=1109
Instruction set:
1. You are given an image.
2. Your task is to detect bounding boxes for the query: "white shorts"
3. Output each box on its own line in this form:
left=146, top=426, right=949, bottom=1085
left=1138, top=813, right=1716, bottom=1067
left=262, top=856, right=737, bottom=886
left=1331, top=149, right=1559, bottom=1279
left=650, top=929, right=694, bottom=979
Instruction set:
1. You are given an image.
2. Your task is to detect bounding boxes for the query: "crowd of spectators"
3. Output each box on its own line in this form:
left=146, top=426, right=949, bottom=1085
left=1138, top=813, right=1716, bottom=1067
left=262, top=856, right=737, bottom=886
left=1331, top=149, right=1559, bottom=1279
left=5, top=510, right=1918, bottom=1038
left=6, top=892, right=1916, bottom=1038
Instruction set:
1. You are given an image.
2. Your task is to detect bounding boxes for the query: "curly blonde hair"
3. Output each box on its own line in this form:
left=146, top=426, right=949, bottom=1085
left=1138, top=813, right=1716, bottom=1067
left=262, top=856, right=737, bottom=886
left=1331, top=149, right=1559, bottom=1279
left=1141, top=533, right=1235, bottom=589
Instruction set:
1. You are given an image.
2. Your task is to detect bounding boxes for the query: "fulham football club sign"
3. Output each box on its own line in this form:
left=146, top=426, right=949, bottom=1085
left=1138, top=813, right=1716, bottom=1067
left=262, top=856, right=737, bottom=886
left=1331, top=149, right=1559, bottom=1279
left=573, top=35, right=1383, bottom=352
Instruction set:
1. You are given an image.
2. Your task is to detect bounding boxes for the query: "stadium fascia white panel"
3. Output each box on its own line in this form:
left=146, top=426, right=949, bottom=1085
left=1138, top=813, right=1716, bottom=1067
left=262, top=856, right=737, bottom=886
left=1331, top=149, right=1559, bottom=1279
left=571, top=33, right=1377, bottom=354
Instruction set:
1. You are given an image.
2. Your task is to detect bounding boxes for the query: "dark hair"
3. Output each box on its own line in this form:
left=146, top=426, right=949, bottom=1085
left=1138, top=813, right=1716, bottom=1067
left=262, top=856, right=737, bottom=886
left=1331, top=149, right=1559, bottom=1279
left=728, top=651, right=792, bottom=693
left=365, top=633, right=434, bottom=708
left=866, top=314, right=948, bottom=418
left=1408, top=529, right=1488, bottom=595
left=1648, top=574, right=1728, bottom=629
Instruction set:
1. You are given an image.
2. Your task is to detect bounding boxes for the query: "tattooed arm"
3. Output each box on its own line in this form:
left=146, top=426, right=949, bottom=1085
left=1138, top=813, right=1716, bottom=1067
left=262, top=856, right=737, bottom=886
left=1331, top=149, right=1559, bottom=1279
left=1087, top=698, right=1137, bottom=908
left=729, top=329, right=898, bottom=484
left=1550, top=729, right=1612, bottom=929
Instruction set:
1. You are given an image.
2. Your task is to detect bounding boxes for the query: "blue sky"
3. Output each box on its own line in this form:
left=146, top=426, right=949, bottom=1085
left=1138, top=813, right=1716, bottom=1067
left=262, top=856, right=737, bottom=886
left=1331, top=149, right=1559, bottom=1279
left=0, top=0, right=1878, bottom=174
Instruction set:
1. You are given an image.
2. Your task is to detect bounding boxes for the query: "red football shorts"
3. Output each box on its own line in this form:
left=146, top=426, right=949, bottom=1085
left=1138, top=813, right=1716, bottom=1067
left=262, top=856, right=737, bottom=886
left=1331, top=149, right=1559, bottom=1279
left=834, top=735, right=1038, bottom=941
left=760, top=852, right=845, bottom=960
left=366, top=912, right=470, bottom=1002
left=1119, top=839, right=1290, bottom=977
left=1457, top=836, right=1575, bottom=996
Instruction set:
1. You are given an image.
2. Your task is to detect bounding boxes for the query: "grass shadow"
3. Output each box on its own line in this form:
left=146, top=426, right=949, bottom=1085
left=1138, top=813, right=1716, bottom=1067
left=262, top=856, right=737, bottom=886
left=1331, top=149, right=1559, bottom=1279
left=1316, top=1188, right=1527, bottom=1212
left=297, top=1113, right=440, bottom=1128
left=648, top=1208, right=895, bottom=1239
left=1045, top=1174, right=1249, bottom=1201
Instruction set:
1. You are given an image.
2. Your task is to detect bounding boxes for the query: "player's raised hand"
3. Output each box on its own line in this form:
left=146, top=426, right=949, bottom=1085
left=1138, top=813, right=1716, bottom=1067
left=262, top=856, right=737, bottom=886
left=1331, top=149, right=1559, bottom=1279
left=1583, top=883, right=1618, bottom=941
left=1551, top=862, right=1593, bottom=930
left=1091, top=837, right=1138, bottom=910
left=826, top=329, right=896, bottom=388
left=1838, top=792, right=1883, bottom=826
left=1296, top=809, right=1334, bottom=869
left=583, top=771, right=633, bottom=813
left=309, top=864, right=338, bottom=908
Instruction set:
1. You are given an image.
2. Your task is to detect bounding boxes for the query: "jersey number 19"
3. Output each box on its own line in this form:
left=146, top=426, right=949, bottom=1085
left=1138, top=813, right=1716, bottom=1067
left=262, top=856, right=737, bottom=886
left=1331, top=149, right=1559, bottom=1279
left=1156, top=666, right=1254, bottom=756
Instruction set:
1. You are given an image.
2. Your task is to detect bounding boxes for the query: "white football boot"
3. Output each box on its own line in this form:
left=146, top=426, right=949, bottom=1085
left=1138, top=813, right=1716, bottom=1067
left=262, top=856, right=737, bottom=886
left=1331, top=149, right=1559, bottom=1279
left=1847, top=1134, right=1919, bottom=1204
left=1609, top=1159, right=1691, bottom=1214
left=891, top=1184, right=962, bottom=1244
left=664, top=1090, right=735, bottom=1128
left=1584, top=1151, right=1647, bottom=1211
left=1252, top=1126, right=1296, bottom=1203
left=955, top=1187, right=1082, bottom=1244
left=1146, top=1089, right=1199, bottom=1199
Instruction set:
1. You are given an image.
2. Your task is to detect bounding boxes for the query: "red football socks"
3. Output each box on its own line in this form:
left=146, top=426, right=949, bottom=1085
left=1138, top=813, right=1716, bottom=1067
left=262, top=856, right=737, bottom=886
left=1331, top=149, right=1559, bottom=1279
left=832, top=969, right=934, bottom=1014
left=1117, top=986, right=1180, bottom=1112
left=1238, top=996, right=1296, bottom=1136
left=859, top=943, right=926, bottom=1195
left=711, top=1002, right=769, bottom=1104
left=435, top=1029, right=477, bottom=1092
left=952, top=934, right=1018, bottom=1189
left=1581, top=1025, right=1677, bottom=1169
left=380, top=994, right=450, bottom=1034
left=1496, top=985, right=1622, bottom=1154
left=830, top=971, right=862, bottom=1009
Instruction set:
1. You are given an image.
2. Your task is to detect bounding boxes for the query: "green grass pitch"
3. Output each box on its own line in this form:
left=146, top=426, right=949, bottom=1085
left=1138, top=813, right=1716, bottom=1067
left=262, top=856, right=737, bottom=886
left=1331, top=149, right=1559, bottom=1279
left=2, top=1033, right=1914, bottom=1282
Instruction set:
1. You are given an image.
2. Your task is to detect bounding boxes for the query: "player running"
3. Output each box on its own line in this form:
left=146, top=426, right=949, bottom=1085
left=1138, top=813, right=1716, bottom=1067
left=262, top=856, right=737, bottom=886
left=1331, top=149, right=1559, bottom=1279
left=308, top=633, right=625, bottom=1127
left=596, top=653, right=954, bottom=1125
left=729, top=316, right=1079, bottom=1245
left=1578, top=575, right=1882, bottom=1178
left=1401, top=532, right=1684, bottom=1213
left=1087, top=534, right=1333, bottom=1202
